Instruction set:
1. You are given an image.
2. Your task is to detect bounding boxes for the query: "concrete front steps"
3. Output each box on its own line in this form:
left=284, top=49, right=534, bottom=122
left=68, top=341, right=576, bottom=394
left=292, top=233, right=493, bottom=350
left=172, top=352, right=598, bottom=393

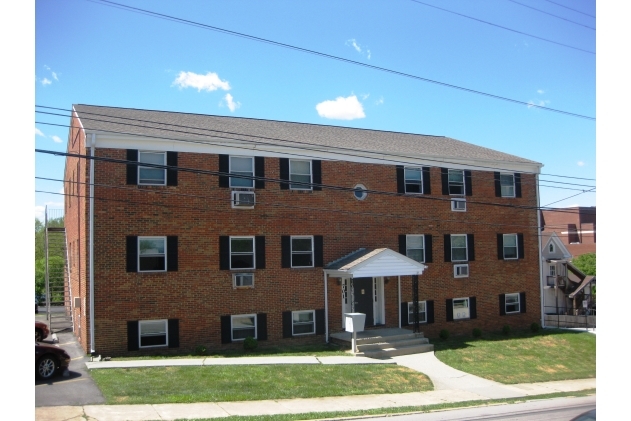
left=354, top=332, right=434, bottom=359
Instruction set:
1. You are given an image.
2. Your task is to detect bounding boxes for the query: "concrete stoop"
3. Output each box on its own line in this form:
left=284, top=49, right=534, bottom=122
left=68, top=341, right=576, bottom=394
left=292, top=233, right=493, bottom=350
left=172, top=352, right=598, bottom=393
left=354, top=332, right=434, bottom=358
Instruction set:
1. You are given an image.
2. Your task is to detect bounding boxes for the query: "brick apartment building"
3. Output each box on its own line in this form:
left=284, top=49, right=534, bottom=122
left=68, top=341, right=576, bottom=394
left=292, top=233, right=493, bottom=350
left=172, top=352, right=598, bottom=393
left=64, top=104, right=543, bottom=356
left=541, top=207, right=596, bottom=257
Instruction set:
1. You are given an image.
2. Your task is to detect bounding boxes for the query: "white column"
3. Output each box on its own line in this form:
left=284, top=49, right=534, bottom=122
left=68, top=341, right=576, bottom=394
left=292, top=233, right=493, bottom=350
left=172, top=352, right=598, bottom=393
left=324, top=272, right=329, bottom=343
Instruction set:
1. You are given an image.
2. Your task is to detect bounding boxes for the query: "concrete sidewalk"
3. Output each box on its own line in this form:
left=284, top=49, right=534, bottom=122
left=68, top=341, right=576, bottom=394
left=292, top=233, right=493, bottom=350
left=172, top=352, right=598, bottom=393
left=37, top=352, right=596, bottom=421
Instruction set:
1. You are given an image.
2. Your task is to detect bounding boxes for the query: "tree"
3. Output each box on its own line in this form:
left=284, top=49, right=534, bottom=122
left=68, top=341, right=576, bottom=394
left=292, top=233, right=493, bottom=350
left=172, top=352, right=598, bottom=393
left=572, top=253, right=596, bottom=276
left=35, top=217, right=65, bottom=299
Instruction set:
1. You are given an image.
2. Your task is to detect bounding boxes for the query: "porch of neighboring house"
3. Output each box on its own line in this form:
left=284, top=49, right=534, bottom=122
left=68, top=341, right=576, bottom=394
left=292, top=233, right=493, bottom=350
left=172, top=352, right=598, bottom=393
left=543, top=260, right=596, bottom=329
left=323, top=248, right=434, bottom=358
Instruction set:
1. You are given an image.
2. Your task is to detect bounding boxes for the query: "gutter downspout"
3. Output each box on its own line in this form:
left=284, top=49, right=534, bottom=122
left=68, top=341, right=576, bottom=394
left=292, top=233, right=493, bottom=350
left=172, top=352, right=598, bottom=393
left=398, top=276, right=401, bottom=328
left=536, top=173, right=545, bottom=328
left=89, top=133, right=96, bottom=353
left=324, top=272, right=329, bottom=343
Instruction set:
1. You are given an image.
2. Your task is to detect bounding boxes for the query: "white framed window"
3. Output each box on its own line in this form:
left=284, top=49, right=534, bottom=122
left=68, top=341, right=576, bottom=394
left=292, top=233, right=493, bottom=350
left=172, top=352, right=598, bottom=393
left=448, top=169, right=465, bottom=195
left=292, top=310, right=315, bottom=335
left=454, top=264, right=469, bottom=278
left=503, top=234, right=518, bottom=260
left=549, top=242, right=555, bottom=253
left=289, top=159, right=312, bottom=190
left=231, top=314, right=257, bottom=341
left=353, top=184, right=368, bottom=201
left=139, top=319, right=168, bottom=348
left=138, top=237, right=167, bottom=272
left=233, top=273, right=254, bottom=288
left=451, top=198, right=466, bottom=212
left=404, top=167, right=423, bottom=194
left=453, top=297, right=470, bottom=320
left=291, top=236, right=314, bottom=268
left=138, top=151, right=166, bottom=185
left=505, top=293, right=520, bottom=314
left=407, top=301, right=427, bottom=324
left=406, top=235, right=425, bottom=263
left=549, top=265, right=556, bottom=277
left=451, top=234, right=468, bottom=262
left=230, top=236, right=255, bottom=269
left=229, top=156, right=254, bottom=188
left=500, top=173, right=515, bottom=197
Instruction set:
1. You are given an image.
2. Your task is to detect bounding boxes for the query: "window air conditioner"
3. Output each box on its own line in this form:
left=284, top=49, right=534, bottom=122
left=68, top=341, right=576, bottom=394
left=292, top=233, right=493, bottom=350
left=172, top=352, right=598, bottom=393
left=451, top=199, right=466, bottom=211
left=232, top=191, right=255, bottom=208
left=454, top=264, right=469, bottom=278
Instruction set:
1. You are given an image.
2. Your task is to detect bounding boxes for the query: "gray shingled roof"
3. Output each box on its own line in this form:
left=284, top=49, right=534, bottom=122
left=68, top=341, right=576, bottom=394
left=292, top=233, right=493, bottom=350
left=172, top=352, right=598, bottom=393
left=73, top=104, right=539, bottom=165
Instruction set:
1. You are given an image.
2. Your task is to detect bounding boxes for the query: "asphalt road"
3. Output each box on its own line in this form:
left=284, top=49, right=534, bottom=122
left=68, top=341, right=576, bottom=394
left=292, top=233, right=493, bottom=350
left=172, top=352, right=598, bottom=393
left=35, top=318, right=105, bottom=407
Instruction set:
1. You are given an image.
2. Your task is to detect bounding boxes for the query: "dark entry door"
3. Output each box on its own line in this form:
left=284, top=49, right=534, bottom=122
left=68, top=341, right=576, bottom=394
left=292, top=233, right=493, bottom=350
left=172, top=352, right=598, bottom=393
left=353, top=277, right=374, bottom=326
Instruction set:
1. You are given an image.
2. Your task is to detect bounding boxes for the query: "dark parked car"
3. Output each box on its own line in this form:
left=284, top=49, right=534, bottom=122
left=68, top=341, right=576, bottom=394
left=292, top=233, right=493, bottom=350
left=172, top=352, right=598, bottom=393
left=35, top=321, right=49, bottom=342
left=35, top=342, right=70, bottom=379
left=571, top=409, right=596, bottom=421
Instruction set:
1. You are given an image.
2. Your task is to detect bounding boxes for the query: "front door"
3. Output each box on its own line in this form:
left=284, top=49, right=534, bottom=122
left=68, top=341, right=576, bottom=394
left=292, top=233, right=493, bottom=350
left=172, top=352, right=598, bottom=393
left=353, top=277, right=374, bottom=326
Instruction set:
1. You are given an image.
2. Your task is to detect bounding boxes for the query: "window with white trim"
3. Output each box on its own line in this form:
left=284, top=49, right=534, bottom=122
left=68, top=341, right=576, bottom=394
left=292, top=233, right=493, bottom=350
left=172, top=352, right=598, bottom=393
left=451, top=198, right=466, bottom=212
left=451, top=234, right=468, bottom=262
left=292, top=310, right=315, bottom=335
left=406, top=235, right=425, bottom=263
left=549, top=265, right=556, bottom=277
left=505, top=293, right=520, bottom=314
left=138, top=151, right=166, bottom=185
left=500, top=173, right=515, bottom=197
left=503, top=234, right=518, bottom=260
left=289, top=160, right=312, bottom=190
left=549, top=242, right=555, bottom=253
left=404, top=167, right=423, bottom=194
left=139, top=319, right=168, bottom=348
left=231, top=314, right=256, bottom=340
left=453, top=297, right=470, bottom=320
left=408, top=301, right=427, bottom=324
left=229, top=156, right=254, bottom=188
left=230, top=237, right=255, bottom=269
left=291, top=236, right=314, bottom=268
left=138, top=237, right=167, bottom=272
left=233, top=273, right=254, bottom=288
left=448, top=169, right=465, bottom=195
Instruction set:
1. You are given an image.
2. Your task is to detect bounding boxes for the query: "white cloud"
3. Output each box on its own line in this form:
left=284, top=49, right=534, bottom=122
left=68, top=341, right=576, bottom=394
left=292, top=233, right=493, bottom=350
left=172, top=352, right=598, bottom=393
left=367, top=50, right=371, bottom=59
left=223, top=93, right=241, bottom=112
left=52, top=72, right=58, bottom=81
left=44, top=65, right=50, bottom=71
left=316, top=95, right=366, bottom=120
left=51, top=135, right=63, bottom=143
left=577, top=161, right=585, bottom=166
left=45, top=201, right=64, bottom=207
left=346, top=39, right=371, bottom=59
left=527, top=99, right=550, bottom=109
left=360, top=93, right=370, bottom=100
left=35, top=206, right=45, bottom=221
left=375, top=97, right=384, bottom=105
left=537, top=89, right=545, bottom=94
left=35, top=128, right=44, bottom=137
left=41, top=78, right=52, bottom=86
left=172, top=71, right=231, bottom=92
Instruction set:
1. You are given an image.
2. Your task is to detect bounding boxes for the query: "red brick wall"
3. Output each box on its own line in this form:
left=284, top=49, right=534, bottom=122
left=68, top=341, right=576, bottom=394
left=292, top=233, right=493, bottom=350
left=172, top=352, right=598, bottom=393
left=542, top=208, right=596, bottom=256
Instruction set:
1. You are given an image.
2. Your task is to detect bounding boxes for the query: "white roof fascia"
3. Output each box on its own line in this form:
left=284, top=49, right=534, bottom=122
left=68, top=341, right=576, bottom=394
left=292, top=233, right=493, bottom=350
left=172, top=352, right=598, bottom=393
left=324, top=249, right=427, bottom=278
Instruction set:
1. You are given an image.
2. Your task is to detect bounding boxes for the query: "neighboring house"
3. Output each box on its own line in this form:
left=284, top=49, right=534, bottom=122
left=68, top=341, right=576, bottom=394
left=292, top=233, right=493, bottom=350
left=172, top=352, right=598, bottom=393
left=64, top=104, right=543, bottom=356
left=541, top=207, right=596, bottom=256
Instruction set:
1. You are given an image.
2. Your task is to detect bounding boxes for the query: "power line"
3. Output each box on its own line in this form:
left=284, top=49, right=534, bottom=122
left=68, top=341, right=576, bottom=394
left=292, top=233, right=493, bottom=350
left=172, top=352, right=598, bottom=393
left=542, top=0, right=596, bottom=18
left=409, top=0, right=595, bottom=54
left=542, top=187, right=596, bottom=207
left=84, top=0, right=595, bottom=121
left=506, top=0, right=595, bottom=30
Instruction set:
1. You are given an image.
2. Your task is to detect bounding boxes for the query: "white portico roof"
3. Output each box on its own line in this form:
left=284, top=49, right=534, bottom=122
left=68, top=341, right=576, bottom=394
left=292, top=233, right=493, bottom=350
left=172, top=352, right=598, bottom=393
left=324, top=248, right=427, bottom=278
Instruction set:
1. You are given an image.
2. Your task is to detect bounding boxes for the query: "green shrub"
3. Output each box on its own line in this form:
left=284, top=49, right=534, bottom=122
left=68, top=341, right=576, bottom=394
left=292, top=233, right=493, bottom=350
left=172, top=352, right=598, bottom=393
left=243, top=337, right=258, bottom=351
left=530, top=322, right=540, bottom=333
left=502, top=325, right=511, bottom=335
left=439, top=329, right=450, bottom=340
left=194, top=345, right=208, bottom=356
left=472, top=328, right=482, bottom=338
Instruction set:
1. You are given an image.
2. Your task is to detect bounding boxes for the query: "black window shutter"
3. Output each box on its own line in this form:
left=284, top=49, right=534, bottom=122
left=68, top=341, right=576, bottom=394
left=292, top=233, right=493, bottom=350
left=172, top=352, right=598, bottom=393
left=220, top=315, right=232, bottom=344
left=497, top=234, right=504, bottom=260
left=520, top=292, right=527, bottom=313
left=257, top=313, right=268, bottom=340
left=396, top=165, right=405, bottom=194
left=315, top=309, right=325, bottom=335
left=219, top=236, right=230, bottom=270
left=399, top=235, right=407, bottom=255
left=282, top=311, right=293, bottom=338
left=446, top=299, right=453, bottom=322
left=218, top=155, right=229, bottom=188
left=517, top=234, right=525, bottom=259
left=312, top=160, right=322, bottom=191
left=499, top=294, right=506, bottom=316
left=167, top=236, right=178, bottom=271
left=444, top=234, right=452, bottom=262
left=400, top=302, right=409, bottom=326
left=422, top=167, right=431, bottom=194
left=314, top=235, right=324, bottom=267
left=255, top=156, right=265, bottom=189
left=470, top=297, right=477, bottom=319
left=127, top=321, right=139, bottom=351
left=255, top=236, right=266, bottom=269
left=467, top=234, right=475, bottom=261
left=281, top=236, right=291, bottom=268
left=166, top=152, right=178, bottom=186
left=465, top=171, right=472, bottom=196
left=515, top=173, right=522, bottom=198
left=168, top=319, right=179, bottom=348
left=440, top=168, right=449, bottom=195
left=494, top=172, right=501, bottom=197
left=279, top=158, right=290, bottom=190
left=427, top=300, right=435, bottom=324
left=126, top=236, right=138, bottom=272
left=126, top=149, right=138, bottom=185
left=425, top=235, right=433, bottom=263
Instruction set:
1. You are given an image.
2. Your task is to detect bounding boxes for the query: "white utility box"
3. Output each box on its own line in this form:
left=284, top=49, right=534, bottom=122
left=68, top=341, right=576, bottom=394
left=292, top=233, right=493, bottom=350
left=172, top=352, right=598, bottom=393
left=344, top=313, right=366, bottom=333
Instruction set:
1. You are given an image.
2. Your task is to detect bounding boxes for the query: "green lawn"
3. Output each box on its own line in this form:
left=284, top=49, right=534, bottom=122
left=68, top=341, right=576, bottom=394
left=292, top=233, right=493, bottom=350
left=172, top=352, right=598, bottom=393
left=90, top=365, right=433, bottom=404
left=432, top=328, right=596, bottom=384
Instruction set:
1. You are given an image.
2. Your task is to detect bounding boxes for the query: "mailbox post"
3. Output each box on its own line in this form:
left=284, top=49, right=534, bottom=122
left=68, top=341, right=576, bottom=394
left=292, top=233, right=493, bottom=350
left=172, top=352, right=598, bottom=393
left=344, top=313, right=366, bottom=353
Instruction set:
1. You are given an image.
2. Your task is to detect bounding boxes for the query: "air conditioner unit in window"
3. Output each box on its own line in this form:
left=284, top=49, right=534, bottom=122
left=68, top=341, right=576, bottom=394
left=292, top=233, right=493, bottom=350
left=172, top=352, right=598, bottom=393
left=232, top=191, right=255, bottom=208
left=454, top=264, right=469, bottom=278
left=451, top=199, right=466, bottom=211
left=233, top=273, right=254, bottom=288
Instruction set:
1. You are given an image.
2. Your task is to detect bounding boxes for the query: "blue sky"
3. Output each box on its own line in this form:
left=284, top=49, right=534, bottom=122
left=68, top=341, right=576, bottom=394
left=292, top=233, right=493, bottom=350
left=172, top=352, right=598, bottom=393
left=34, top=0, right=596, bottom=218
